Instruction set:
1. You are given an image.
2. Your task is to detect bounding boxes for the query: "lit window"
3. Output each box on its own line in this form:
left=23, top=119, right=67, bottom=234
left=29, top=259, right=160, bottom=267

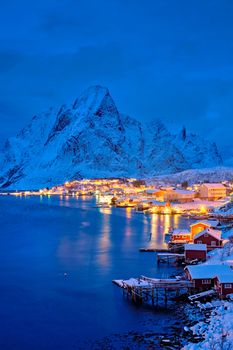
left=202, top=279, right=211, bottom=284
left=224, top=284, right=232, bottom=289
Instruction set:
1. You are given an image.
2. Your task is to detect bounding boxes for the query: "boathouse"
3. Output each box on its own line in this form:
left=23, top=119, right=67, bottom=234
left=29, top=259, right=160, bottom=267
left=190, top=220, right=220, bottom=240
left=170, top=229, right=191, bottom=244
left=214, top=274, right=233, bottom=297
left=185, top=265, right=232, bottom=292
left=184, top=244, right=207, bottom=263
left=193, top=228, right=222, bottom=250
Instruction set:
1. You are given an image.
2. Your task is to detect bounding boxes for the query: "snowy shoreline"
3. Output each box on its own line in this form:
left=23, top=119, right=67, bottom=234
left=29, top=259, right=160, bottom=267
left=182, top=301, right=233, bottom=350
left=181, top=232, right=233, bottom=349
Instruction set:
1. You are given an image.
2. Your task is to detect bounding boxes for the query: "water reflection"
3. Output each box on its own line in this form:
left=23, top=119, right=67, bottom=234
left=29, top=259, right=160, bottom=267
left=97, top=206, right=111, bottom=269
left=164, top=214, right=170, bottom=235
left=173, top=214, right=179, bottom=228
left=142, top=214, right=151, bottom=238
left=122, top=210, right=132, bottom=243
left=98, top=207, right=112, bottom=215
left=149, top=214, right=175, bottom=248
left=125, top=207, right=132, bottom=219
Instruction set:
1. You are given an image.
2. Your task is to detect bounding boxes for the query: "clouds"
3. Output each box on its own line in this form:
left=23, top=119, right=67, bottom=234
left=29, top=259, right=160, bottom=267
left=0, top=0, right=233, bottom=158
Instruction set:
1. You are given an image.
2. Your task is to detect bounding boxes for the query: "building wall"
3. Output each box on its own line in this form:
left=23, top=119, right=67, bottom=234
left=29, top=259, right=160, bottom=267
left=222, top=284, right=233, bottom=296
left=193, top=278, right=214, bottom=291
left=171, top=234, right=191, bottom=242
left=185, top=250, right=206, bottom=262
left=215, top=278, right=233, bottom=296
left=185, top=270, right=214, bottom=291
left=194, top=234, right=221, bottom=248
left=199, top=185, right=209, bottom=199
left=164, top=191, right=194, bottom=203
left=199, top=185, right=226, bottom=200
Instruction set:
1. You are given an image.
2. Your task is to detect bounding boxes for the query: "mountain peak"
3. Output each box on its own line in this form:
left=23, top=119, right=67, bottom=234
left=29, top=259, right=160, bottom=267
left=72, top=85, right=109, bottom=110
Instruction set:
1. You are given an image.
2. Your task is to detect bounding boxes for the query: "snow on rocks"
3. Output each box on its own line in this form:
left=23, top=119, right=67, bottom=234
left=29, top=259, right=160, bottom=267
left=182, top=302, right=233, bottom=350
left=205, top=241, right=233, bottom=266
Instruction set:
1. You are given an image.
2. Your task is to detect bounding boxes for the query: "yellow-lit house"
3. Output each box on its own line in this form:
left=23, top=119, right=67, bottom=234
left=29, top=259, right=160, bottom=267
left=190, top=220, right=220, bottom=240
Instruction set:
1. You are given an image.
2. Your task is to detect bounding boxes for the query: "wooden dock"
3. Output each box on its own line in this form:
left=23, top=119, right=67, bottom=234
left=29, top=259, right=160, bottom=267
left=157, top=253, right=184, bottom=265
left=113, top=275, right=194, bottom=306
left=139, top=248, right=169, bottom=252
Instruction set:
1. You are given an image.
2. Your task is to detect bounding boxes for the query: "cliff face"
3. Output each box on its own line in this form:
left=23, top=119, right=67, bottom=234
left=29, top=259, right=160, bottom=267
left=0, top=85, right=222, bottom=189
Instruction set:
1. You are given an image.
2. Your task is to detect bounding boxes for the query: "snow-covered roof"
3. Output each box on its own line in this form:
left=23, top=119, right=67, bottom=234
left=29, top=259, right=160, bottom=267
left=194, top=228, right=222, bottom=241
left=201, top=183, right=226, bottom=189
left=184, top=243, right=207, bottom=251
left=185, top=264, right=232, bottom=279
left=190, top=220, right=220, bottom=228
left=217, top=274, right=233, bottom=283
left=173, top=189, right=195, bottom=195
left=173, top=229, right=190, bottom=235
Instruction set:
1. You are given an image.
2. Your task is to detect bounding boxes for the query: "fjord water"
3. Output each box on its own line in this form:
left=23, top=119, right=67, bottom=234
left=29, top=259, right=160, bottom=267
left=0, top=196, right=191, bottom=349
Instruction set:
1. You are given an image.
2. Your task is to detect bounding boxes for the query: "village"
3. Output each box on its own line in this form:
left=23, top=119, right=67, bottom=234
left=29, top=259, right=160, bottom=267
left=7, top=177, right=233, bottom=218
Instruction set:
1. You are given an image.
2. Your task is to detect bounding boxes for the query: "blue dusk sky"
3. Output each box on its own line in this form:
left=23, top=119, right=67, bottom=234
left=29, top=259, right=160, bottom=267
left=0, top=0, right=233, bottom=157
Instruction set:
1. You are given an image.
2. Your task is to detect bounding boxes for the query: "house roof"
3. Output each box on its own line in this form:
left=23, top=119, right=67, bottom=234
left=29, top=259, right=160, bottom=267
left=194, top=228, right=222, bottom=241
left=190, top=220, right=220, bottom=228
left=173, top=229, right=190, bottom=235
left=185, top=264, right=232, bottom=279
left=201, top=183, right=226, bottom=189
left=184, top=243, right=207, bottom=251
left=217, top=274, right=233, bottom=283
left=174, top=189, right=195, bottom=195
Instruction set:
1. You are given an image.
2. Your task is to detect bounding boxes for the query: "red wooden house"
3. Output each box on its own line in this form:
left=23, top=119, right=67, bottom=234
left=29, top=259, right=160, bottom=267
left=185, top=265, right=232, bottom=292
left=193, top=228, right=222, bottom=250
left=190, top=220, right=220, bottom=240
left=184, top=244, right=207, bottom=263
left=214, top=274, right=233, bottom=297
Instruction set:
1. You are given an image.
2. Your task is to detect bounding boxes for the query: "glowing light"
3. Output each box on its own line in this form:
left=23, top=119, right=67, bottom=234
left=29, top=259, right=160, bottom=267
left=200, top=205, right=207, bottom=214
left=164, top=206, right=171, bottom=214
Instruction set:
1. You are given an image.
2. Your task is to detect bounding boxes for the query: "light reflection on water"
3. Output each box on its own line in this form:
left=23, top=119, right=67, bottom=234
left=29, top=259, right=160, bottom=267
left=98, top=207, right=111, bottom=268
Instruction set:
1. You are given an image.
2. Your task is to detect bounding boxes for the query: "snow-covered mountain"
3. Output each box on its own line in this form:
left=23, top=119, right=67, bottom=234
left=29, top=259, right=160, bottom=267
left=0, top=85, right=223, bottom=189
